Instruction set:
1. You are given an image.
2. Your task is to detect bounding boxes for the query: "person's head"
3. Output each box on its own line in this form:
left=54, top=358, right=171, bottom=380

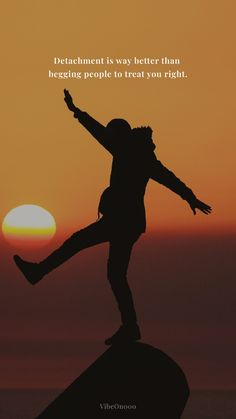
left=105, top=119, right=156, bottom=153
left=105, top=119, right=132, bottom=147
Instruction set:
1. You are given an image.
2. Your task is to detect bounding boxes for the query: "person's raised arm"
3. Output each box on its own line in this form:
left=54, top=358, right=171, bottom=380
left=64, top=89, right=113, bottom=154
left=150, top=158, right=212, bottom=215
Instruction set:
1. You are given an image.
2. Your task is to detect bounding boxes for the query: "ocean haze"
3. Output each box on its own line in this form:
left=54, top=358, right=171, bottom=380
left=0, top=230, right=235, bottom=390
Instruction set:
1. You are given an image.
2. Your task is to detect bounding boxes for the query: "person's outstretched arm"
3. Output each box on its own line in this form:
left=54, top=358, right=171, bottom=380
left=150, top=158, right=212, bottom=215
left=64, top=89, right=113, bottom=154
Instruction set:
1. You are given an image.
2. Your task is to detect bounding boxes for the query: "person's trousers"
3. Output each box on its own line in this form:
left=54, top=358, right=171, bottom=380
left=39, top=218, right=141, bottom=325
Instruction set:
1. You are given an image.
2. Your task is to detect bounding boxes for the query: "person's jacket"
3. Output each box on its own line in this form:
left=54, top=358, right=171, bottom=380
left=74, top=110, right=196, bottom=234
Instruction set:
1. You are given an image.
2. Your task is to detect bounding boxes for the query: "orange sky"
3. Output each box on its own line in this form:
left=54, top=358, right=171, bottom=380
left=1, top=1, right=235, bottom=237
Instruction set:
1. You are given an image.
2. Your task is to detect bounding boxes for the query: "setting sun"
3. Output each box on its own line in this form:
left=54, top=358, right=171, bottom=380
left=2, top=205, right=56, bottom=248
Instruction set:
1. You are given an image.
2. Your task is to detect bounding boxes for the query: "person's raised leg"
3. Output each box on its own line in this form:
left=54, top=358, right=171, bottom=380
left=14, top=219, right=109, bottom=285
left=105, top=233, right=141, bottom=345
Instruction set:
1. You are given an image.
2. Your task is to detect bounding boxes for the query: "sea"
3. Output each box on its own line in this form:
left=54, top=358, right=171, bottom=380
left=0, top=389, right=235, bottom=418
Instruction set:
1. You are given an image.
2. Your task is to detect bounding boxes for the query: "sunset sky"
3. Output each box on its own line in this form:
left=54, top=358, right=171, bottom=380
left=0, top=1, right=235, bottom=391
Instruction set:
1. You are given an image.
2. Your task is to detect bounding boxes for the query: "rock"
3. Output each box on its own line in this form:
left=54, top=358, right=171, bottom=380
left=36, top=342, right=189, bottom=418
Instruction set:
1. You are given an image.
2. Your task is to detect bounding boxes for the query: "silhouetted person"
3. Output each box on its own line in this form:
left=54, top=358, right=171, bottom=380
left=14, top=89, right=212, bottom=345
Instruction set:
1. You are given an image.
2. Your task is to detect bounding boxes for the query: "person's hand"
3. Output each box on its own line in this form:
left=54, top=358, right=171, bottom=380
left=64, top=89, right=77, bottom=112
left=188, top=198, right=212, bottom=215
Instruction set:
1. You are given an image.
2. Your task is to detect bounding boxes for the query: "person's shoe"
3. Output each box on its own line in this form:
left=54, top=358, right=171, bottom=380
left=104, top=323, right=141, bottom=346
left=13, top=255, right=43, bottom=285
